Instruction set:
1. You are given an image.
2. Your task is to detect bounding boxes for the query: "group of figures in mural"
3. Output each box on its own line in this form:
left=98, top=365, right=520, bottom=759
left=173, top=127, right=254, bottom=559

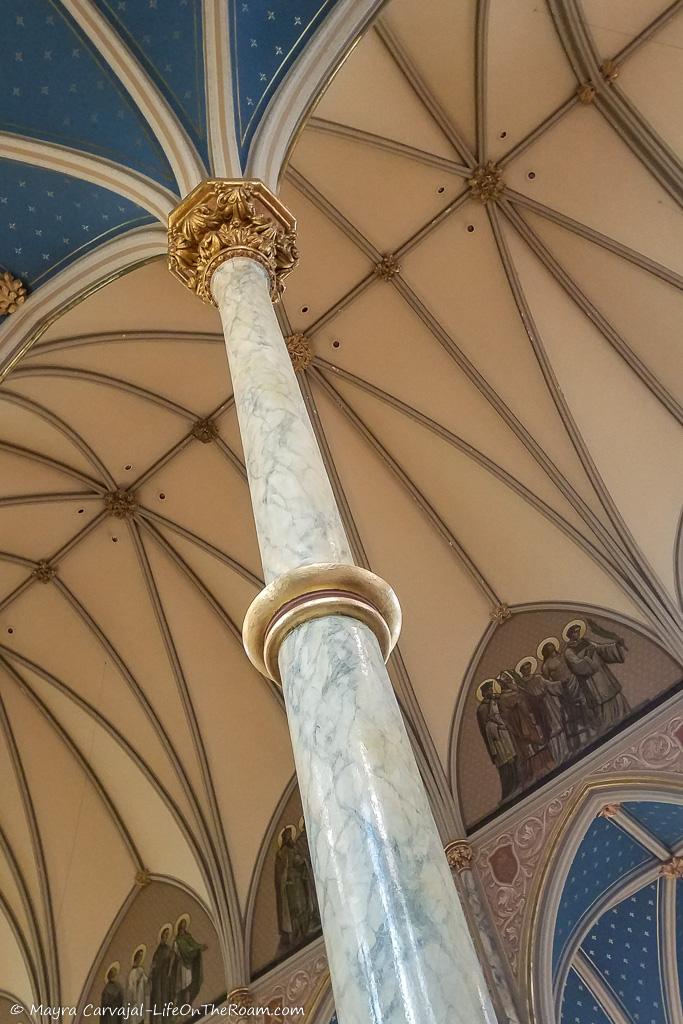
left=275, top=817, right=320, bottom=956
left=477, top=618, right=631, bottom=802
left=101, top=914, right=207, bottom=1017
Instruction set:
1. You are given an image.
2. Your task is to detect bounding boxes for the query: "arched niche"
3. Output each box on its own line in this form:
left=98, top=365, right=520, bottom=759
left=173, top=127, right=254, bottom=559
left=451, top=603, right=682, bottom=830
left=247, top=779, right=321, bottom=978
left=79, top=878, right=223, bottom=1019
left=529, top=780, right=683, bottom=1024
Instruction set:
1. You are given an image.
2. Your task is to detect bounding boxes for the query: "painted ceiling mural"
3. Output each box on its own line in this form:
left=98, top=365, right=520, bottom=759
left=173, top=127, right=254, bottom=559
left=455, top=608, right=682, bottom=829
left=552, top=799, right=683, bottom=1024
left=0, top=0, right=682, bottom=1021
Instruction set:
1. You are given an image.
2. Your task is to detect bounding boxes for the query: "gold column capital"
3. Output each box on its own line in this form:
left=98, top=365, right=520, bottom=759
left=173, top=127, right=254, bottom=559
left=243, top=562, right=402, bottom=684
left=445, top=840, right=474, bottom=874
left=227, top=987, right=255, bottom=1010
left=168, top=178, right=298, bottom=305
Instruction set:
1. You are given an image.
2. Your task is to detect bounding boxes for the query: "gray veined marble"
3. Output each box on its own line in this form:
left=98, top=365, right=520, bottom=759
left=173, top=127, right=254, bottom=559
left=212, top=257, right=353, bottom=582
left=213, top=254, right=496, bottom=1023
left=279, top=617, right=496, bottom=1024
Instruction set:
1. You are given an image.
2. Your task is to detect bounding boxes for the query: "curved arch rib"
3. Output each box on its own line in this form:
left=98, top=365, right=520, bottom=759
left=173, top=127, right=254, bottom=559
left=59, top=0, right=205, bottom=196
left=0, top=133, right=175, bottom=223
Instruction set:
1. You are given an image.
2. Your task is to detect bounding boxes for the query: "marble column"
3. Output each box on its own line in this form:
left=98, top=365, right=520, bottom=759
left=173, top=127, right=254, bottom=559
left=445, top=841, right=522, bottom=1024
left=168, top=179, right=495, bottom=1024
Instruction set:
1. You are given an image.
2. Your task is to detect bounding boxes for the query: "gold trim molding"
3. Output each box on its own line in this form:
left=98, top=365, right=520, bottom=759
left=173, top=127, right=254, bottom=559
left=243, top=563, right=402, bottom=683
left=168, top=179, right=298, bottom=305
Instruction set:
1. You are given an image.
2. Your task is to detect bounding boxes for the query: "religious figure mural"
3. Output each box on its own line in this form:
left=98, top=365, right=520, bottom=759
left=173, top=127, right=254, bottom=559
left=251, top=787, right=322, bottom=976
left=458, top=609, right=682, bottom=829
left=88, top=881, right=222, bottom=1019
left=275, top=819, right=320, bottom=956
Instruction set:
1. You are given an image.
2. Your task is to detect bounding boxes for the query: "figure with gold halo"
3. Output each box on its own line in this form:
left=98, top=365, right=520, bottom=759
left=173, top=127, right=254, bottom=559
left=169, top=914, right=206, bottom=1007
left=125, top=946, right=147, bottom=1018
left=476, top=678, right=518, bottom=799
left=496, top=669, right=553, bottom=783
left=538, top=636, right=594, bottom=753
left=562, top=618, right=630, bottom=733
left=101, top=962, right=124, bottom=1016
left=149, top=924, right=173, bottom=1014
left=516, top=656, right=567, bottom=768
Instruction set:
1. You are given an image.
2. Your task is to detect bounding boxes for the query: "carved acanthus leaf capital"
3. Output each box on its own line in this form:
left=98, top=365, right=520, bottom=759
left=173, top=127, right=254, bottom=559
left=445, top=840, right=474, bottom=874
left=0, top=272, right=27, bottom=315
left=227, top=988, right=255, bottom=1010
left=168, top=179, right=298, bottom=305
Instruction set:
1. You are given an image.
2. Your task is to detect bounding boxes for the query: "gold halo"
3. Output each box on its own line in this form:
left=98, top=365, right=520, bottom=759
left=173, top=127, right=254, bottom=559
left=104, top=961, right=120, bottom=984
left=277, top=824, right=297, bottom=848
left=158, top=922, right=172, bottom=944
left=516, top=656, right=538, bottom=675
left=475, top=678, right=500, bottom=702
left=131, top=944, right=146, bottom=966
left=537, top=636, right=560, bottom=660
left=174, top=913, right=190, bottom=935
left=562, top=618, right=587, bottom=642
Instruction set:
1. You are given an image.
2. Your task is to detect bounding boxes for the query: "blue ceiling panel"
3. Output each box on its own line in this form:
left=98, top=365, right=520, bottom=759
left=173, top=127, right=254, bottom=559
left=553, top=817, right=653, bottom=973
left=230, top=0, right=342, bottom=162
left=580, top=882, right=667, bottom=1024
left=92, top=0, right=209, bottom=166
left=623, top=800, right=683, bottom=851
left=0, top=157, right=153, bottom=316
left=561, top=969, right=613, bottom=1024
left=0, top=0, right=174, bottom=187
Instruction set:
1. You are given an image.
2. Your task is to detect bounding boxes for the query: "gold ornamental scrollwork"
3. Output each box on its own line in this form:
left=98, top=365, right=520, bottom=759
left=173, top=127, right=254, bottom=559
left=0, top=272, right=27, bottom=315
left=168, top=179, right=298, bottom=305
left=286, top=332, right=313, bottom=372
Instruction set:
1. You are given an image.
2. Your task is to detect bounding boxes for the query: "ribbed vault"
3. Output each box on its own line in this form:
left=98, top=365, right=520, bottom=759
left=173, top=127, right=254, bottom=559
left=0, top=0, right=682, bottom=1019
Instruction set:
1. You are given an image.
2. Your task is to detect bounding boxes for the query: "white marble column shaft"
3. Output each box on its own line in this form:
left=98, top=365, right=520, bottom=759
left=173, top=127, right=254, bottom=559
left=212, top=258, right=352, bottom=581
left=212, top=256, right=495, bottom=1024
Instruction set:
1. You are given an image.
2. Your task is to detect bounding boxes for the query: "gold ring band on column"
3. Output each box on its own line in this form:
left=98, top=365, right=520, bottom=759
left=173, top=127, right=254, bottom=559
left=242, top=563, right=402, bottom=684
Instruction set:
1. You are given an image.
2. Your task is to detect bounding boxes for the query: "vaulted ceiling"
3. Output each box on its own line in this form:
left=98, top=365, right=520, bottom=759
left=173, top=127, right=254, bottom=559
left=0, top=0, right=682, bottom=1021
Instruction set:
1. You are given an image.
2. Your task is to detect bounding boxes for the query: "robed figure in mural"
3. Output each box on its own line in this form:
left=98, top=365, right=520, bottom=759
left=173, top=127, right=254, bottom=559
left=516, top=657, right=568, bottom=768
left=275, top=824, right=310, bottom=950
left=538, top=636, right=594, bottom=753
left=562, top=619, right=630, bottom=733
left=169, top=915, right=206, bottom=1006
left=496, top=669, right=554, bottom=784
left=149, top=924, right=173, bottom=1013
left=296, top=816, right=320, bottom=932
left=126, top=947, right=148, bottom=1016
left=101, top=963, right=124, bottom=1016
left=476, top=679, right=518, bottom=800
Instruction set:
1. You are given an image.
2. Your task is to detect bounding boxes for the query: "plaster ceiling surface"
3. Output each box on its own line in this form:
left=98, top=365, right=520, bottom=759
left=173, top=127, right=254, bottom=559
left=0, top=0, right=682, bottom=1018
